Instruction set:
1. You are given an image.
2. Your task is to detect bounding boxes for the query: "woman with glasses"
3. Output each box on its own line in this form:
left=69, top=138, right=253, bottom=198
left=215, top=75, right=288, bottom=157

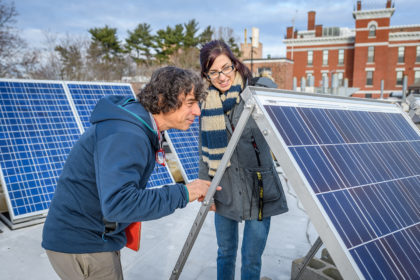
left=198, top=40, right=288, bottom=280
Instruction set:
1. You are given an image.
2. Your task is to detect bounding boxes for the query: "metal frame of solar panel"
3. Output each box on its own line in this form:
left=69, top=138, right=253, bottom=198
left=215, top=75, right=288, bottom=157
left=165, top=118, right=200, bottom=183
left=0, top=79, right=83, bottom=228
left=241, top=87, right=420, bottom=280
left=65, top=81, right=175, bottom=188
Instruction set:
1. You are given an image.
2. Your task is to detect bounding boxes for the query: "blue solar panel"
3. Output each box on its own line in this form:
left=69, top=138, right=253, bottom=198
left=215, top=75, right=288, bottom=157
left=66, top=82, right=175, bottom=188
left=65, top=82, right=134, bottom=128
left=0, top=80, right=81, bottom=222
left=165, top=118, right=200, bottom=182
left=259, top=93, right=420, bottom=280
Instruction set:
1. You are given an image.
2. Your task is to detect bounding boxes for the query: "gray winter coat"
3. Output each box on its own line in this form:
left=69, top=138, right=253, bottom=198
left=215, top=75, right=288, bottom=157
left=198, top=78, right=288, bottom=222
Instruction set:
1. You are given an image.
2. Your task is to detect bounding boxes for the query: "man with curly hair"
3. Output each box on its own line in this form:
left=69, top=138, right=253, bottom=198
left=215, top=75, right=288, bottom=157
left=42, top=66, right=216, bottom=280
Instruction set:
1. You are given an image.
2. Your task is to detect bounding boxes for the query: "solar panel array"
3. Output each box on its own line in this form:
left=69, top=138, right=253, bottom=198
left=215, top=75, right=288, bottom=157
left=0, top=80, right=175, bottom=226
left=0, top=80, right=81, bottom=222
left=255, top=91, right=420, bottom=280
left=65, top=82, right=135, bottom=128
left=66, top=82, right=175, bottom=189
left=165, top=118, right=200, bottom=182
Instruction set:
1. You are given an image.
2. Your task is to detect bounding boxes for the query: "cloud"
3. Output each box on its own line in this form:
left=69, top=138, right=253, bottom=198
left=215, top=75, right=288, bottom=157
left=13, top=0, right=420, bottom=58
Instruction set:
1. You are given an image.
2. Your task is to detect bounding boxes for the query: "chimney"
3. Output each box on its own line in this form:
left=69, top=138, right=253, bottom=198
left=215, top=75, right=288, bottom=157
left=357, top=0, right=361, bottom=11
left=244, top=29, right=247, bottom=44
left=251, top=27, right=259, bottom=48
left=386, top=0, right=391, bottom=8
left=286, top=26, right=293, bottom=39
left=294, top=30, right=298, bottom=39
left=308, top=11, right=316, bottom=31
left=315, top=25, right=323, bottom=37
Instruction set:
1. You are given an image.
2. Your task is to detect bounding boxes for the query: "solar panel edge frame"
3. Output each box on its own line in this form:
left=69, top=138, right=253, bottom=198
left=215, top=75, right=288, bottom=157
left=0, top=79, right=73, bottom=227
left=62, top=81, right=86, bottom=135
left=164, top=131, right=192, bottom=183
left=242, top=87, right=366, bottom=280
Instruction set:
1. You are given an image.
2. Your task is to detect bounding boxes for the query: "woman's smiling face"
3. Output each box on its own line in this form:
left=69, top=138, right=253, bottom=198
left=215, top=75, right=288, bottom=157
left=207, top=54, right=236, bottom=93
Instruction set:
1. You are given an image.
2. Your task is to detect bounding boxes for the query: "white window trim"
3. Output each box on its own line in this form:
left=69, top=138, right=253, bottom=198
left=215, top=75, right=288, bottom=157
left=368, top=21, right=378, bottom=38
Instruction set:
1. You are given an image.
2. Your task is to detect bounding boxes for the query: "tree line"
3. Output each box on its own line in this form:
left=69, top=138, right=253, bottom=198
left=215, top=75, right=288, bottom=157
left=0, top=1, right=241, bottom=81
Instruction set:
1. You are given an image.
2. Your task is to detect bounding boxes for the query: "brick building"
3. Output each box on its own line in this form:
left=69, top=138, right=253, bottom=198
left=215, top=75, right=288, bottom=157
left=240, top=27, right=294, bottom=90
left=283, top=0, right=420, bottom=98
left=242, top=58, right=294, bottom=90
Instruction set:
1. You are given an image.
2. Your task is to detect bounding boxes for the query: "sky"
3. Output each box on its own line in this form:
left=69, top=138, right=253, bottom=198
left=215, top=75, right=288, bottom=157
left=13, top=0, right=420, bottom=58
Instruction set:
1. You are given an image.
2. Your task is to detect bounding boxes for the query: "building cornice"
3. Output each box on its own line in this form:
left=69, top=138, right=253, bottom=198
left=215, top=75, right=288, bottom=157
left=288, top=46, right=354, bottom=52
left=389, top=32, right=420, bottom=41
left=284, top=36, right=354, bottom=47
left=390, top=24, right=420, bottom=29
left=243, top=58, right=293, bottom=64
left=352, top=8, right=395, bottom=20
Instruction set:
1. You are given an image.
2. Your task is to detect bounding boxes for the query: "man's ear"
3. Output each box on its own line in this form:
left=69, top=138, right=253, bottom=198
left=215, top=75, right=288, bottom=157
left=156, top=94, right=165, bottom=110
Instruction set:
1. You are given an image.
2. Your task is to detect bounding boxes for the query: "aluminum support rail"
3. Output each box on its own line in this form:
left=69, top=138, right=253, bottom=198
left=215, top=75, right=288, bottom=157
left=170, top=101, right=255, bottom=280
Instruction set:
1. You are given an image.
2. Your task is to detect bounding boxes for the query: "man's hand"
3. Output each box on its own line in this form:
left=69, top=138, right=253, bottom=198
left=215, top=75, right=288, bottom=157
left=185, top=179, right=221, bottom=202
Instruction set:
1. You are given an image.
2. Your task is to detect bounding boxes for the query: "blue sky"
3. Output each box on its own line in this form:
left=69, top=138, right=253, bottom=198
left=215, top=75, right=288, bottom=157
left=14, top=0, right=420, bottom=57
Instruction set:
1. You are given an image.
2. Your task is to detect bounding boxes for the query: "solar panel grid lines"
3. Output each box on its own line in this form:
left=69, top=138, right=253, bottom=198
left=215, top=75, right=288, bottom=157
left=64, top=81, right=136, bottom=129
left=65, top=81, right=175, bottom=189
left=0, top=79, right=176, bottom=226
left=165, top=118, right=200, bottom=183
left=250, top=90, right=420, bottom=280
left=0, top=80, right=81, bottom=222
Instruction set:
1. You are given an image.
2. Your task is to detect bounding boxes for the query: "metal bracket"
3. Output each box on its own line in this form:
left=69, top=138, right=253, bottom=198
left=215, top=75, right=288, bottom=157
left=293, top=236, right=323, bottom=280
left=169, top=101, right=255, bottom=280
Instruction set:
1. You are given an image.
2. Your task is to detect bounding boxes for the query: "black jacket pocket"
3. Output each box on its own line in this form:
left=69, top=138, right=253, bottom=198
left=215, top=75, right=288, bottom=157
left=245, top=166, right=282, bottom=202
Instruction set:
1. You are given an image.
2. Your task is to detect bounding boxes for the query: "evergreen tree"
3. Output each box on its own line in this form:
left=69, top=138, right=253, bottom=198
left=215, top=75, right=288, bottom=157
left=87, top=25, right=126, bottom=81
left=198, top=25, right=213, bottom=47
left=88, top=25, right=122, bottom=61
left=125, top=23, right=155, bottom=66
left=154, top=24, right=184, bottom=63
left=183, top=19, right=199, bottom=48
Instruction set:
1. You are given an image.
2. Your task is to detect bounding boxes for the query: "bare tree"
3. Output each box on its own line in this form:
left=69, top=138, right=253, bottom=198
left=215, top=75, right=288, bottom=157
left=55, top=34, right=90, bottom=80
left=170, top=47, right=200, bottom=71
left=0, top=0, right=30, bottom=77
left=25, top=32, right=63, bottom=80
left=212, top=26, right=241, bottom=57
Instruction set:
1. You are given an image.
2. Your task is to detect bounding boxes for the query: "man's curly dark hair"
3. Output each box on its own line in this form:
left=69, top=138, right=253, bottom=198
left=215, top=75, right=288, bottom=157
left=137, top=66, right=207, bottom=114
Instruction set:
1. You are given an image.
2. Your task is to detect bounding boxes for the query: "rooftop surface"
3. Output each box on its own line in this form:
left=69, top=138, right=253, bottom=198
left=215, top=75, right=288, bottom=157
left=0, top=172, right=321, bottom=280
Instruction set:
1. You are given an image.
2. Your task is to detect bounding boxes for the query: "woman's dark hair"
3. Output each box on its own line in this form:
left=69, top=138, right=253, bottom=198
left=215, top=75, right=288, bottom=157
left=137, top=66, right=206, bottom=114
left=199, top=40, right=252, bottom=82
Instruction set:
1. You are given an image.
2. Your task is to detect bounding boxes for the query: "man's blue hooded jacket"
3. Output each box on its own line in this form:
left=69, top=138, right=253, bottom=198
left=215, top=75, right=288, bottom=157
left=42, top=95, right=189, bottom=253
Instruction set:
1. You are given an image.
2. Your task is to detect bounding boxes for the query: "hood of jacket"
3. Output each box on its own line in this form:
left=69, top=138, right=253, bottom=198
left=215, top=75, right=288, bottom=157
left=90, top=95, right=159, bottom=150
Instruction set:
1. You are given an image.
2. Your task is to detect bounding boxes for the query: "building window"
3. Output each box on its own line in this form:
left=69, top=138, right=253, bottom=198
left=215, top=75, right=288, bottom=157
left=338, top=72, right=344, bottom=86
left=396, top=71, right=403, bottom=86
left=307, top=50, right=313, bottom=66
left=415, top=71, right=420, bottom=83
left=306, top=73, right=314, bottom=86
left=338, top=49, right=344, bottom=65
left=321, top=72, right=328, bottom=87
left=367, top=46, right=375, bottom=63
left=416, top=46, right=420, bottom=62
left=366, top=71, right=373, bottom=86
left=323, top=50, right=328, bottom=65
left=398, top=47, right=405, bottom=63
left=322, top=27, right=340, bottom=37
left=258, top=67, right=272, bottom=77
left=369, top=25, right=376, bottom=37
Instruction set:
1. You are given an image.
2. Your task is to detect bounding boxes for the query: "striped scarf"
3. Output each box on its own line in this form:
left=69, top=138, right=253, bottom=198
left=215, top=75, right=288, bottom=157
left=200, top=73, right=244, bottom=176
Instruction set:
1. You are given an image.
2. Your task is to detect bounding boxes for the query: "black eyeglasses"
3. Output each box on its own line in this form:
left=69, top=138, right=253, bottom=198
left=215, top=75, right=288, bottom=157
left=206, top=65, right=234, bottom=80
